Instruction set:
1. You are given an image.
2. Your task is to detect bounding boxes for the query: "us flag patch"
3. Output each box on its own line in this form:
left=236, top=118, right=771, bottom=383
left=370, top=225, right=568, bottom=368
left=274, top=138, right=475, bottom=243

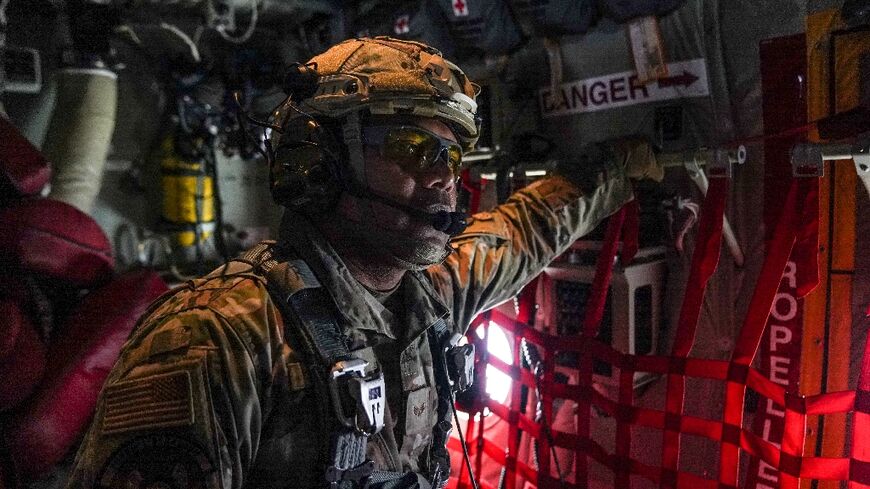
left=102, top=370, right=194, bottom=435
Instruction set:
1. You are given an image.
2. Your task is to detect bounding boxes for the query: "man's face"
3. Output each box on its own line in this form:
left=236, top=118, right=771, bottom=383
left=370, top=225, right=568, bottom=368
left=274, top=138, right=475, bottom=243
left=349, top=116, right=460, bottom=250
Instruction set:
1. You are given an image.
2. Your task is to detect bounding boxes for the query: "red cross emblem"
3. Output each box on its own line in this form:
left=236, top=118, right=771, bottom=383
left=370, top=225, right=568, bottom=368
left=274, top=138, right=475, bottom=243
left=394, top=14, right=410, bottom=35
left=452, top=0, right=468, bottom=16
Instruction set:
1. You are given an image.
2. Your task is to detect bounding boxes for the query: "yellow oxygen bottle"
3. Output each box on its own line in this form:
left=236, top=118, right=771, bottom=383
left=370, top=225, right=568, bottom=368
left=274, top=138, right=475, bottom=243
left=159, top=134, right=215, bottom=252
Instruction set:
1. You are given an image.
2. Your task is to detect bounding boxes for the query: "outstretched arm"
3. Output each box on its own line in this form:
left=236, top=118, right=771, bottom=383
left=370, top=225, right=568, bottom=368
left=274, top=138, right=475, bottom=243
left=428, top=138, right=660, bottom=333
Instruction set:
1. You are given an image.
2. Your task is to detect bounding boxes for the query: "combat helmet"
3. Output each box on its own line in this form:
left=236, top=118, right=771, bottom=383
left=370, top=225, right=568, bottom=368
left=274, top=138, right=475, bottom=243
left=269, top=37, right=480, bottom=210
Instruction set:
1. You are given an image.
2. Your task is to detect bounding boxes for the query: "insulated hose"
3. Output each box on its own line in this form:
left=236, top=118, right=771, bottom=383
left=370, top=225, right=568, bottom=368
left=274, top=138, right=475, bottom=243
left=44, top=68, right=117, bottom=214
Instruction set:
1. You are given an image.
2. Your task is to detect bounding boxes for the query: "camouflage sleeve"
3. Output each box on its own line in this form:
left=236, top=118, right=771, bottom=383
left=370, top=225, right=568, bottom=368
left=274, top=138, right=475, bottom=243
left=428, top=174, right=634, bottom=333
left=66, top=275, right=286, bottom=489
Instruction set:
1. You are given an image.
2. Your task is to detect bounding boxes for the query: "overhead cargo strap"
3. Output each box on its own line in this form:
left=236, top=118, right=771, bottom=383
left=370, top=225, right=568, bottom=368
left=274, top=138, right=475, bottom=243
left=661, top=172, right=730, bottom=481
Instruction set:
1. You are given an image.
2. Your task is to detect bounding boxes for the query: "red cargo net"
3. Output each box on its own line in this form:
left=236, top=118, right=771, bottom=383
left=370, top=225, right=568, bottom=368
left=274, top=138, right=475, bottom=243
left=449, top=176, right=868, bottom=489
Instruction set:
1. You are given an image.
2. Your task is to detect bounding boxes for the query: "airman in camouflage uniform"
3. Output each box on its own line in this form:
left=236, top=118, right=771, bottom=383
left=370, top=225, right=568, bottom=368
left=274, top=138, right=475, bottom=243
left=66, top=37, right=660, bottom=489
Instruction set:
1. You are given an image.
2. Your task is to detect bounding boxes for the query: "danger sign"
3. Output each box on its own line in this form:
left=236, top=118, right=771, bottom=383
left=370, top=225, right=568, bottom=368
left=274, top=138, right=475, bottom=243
left=539, top=58, right=710, bottom=117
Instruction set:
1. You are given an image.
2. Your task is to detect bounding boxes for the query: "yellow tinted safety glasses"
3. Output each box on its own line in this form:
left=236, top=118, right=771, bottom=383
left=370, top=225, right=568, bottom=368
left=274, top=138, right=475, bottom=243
left=363, top=125, right=464, bottom=177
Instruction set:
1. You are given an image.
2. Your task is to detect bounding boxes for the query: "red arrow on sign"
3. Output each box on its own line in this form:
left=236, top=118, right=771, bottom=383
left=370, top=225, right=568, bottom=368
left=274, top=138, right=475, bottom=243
left=657, top=70, right=699, bottom=89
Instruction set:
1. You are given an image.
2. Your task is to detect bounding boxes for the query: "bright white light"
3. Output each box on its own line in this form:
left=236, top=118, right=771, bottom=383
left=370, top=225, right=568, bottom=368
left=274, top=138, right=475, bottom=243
left=475, top=321, right=513, bottom=406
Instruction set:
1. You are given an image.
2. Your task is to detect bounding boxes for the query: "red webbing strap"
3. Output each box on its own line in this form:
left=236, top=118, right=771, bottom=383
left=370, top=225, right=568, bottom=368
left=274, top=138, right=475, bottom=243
left=752, top=179, right=818, bottom=489
left=730, top=178, right=806, bottom=362
left=621, top=199, right=640, bottom=265
left=614, top=201, right=640, bottom=487
left=719, top=179, right=804, bottom=487
left=670, top=179, right=730, bottom=357
left=516, top=278, right=539, bottom=325
left=536, top=331, right=555, bottom=488
left=475, top=319, right=490, bottom=481
left=748, top=149, right=818, bottom=489
left=615, top=356, right=637, bottom=487
left=507, top=280, right=538, bottom=489
left=569, top=205, right=630, bottom=488
left=503, top=325, right=523, bottom=489
left=660, top=177, right=730, bottom=487
left=581, top=206, right=628, bottom=336
left=791, top=180, right=820, bottom=297
left=849, top=331, right=870, bottom=489
left=461, top=169, right=486, bottom=215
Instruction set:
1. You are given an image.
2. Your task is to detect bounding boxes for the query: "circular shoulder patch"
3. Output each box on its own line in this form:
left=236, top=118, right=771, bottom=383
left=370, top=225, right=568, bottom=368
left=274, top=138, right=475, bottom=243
left=97, top=433, right=218, bottom=489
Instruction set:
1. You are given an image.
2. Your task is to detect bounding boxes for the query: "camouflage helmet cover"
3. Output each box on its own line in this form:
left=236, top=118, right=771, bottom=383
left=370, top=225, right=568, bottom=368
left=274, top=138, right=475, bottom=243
left=275, top=36, right=481, bottom=152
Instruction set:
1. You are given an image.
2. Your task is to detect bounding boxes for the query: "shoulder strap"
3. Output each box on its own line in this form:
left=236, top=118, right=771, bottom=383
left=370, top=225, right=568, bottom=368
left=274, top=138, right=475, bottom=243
left=426, top=320, right=453, bottom=489
left=241, top=241, right=349, bottom=364
left=428, top=318, right=477, bottom=489
left=239, top=242, right=383, bottom=488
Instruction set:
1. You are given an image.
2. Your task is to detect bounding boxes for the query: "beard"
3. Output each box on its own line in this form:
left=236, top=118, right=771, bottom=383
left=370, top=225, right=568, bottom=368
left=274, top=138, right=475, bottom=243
left=335, top=211, right=452, bottom=271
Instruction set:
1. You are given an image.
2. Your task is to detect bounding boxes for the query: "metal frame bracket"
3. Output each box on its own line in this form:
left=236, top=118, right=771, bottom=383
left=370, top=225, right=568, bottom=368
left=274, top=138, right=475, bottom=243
left=790, top=143, right=826, bottom=177
left=708, top=148, right=733, bottom=178
left=707, top=145, right=746, bottom=179
left=853, top=140, right=870, bottom=199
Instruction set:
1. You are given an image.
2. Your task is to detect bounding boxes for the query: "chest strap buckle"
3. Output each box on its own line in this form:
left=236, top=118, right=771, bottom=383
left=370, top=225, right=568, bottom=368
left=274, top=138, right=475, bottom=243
left=325, top=458, right=375, bottom=488
left=445, top=333, right=475, bottom=393
left=329, top=358, right=386, bottom=435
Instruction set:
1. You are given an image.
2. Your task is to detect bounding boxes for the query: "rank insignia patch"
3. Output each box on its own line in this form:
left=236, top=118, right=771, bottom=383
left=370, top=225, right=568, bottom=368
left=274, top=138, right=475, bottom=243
left=102, top=370, right=195, bottom=435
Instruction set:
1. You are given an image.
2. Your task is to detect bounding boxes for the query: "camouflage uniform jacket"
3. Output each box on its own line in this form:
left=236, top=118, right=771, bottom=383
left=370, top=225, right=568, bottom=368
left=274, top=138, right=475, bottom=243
left=66, top=175, right=633, bottom=489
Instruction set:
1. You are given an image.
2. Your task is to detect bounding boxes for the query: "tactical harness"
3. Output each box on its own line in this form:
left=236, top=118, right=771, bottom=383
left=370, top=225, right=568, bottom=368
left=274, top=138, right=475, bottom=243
left=240, top=242, right=474, bottom=489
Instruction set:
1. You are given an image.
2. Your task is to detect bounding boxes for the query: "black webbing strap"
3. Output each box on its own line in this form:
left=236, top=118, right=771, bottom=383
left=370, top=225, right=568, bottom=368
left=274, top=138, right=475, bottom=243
left=240, top=242, right=374, bottom=488
left=427, top=319, right=453, bottom=489
left=428, top=319, right=479, bottom=489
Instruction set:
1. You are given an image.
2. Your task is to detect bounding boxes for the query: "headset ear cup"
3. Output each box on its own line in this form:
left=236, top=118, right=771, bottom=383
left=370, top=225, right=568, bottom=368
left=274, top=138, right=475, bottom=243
left=269, top=148, right=303, bottom=207
left=270, top=143, right=341, bottom=210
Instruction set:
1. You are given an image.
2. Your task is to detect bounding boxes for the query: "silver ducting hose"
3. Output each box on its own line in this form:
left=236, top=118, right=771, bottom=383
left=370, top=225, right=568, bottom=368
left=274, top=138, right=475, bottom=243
left=44, top=68, right=118, bottom=214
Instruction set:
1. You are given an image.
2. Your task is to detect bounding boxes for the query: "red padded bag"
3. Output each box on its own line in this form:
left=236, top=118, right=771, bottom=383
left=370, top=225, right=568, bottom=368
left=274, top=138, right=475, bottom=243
left=0, top=317, right=46, bottom=412
left=0, top=199, right=114, bottom=288
left=5, top=269, right=168, bottom=480
left=0, top=117, right=50, bottom=200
